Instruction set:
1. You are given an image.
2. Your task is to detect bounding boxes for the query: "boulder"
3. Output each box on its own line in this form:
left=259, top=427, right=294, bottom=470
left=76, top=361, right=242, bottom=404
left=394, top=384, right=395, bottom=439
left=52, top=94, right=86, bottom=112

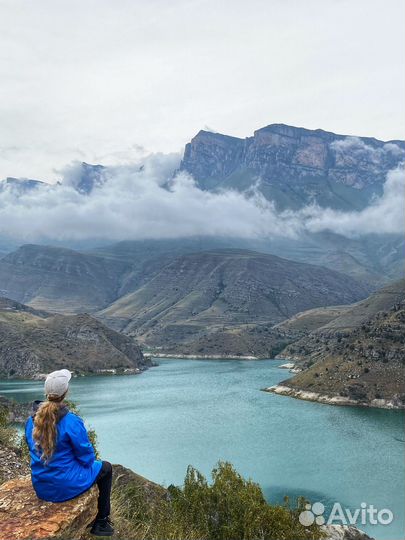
left=0, top=476, right=98, bottom=539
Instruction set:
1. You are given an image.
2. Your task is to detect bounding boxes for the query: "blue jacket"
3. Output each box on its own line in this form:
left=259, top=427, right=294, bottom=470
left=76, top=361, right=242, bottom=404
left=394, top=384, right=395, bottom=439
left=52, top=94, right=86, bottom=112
left=25, top=401, right=102, bottom=502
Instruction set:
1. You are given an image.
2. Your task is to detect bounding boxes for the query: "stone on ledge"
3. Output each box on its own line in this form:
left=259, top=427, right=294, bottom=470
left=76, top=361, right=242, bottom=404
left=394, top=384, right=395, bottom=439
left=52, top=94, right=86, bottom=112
left=0, top=476, right=98, bottom=540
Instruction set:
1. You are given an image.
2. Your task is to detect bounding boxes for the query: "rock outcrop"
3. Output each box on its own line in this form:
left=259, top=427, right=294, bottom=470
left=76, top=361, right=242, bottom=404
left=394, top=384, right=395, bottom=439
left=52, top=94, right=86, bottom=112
left=0, top=476, right=98, bottom=540
left=112, top=463, right=167, bottom=503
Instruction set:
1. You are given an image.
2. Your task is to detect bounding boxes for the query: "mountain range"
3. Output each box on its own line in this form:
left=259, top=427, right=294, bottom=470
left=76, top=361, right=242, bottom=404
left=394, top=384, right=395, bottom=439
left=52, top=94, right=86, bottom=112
left=97, top=249, right=369, bottom=347
left=0, top=239, right=372, bottom=364
left=1, top=123, right=404, bottom=287
left=0, top=122, right=403, bottom=388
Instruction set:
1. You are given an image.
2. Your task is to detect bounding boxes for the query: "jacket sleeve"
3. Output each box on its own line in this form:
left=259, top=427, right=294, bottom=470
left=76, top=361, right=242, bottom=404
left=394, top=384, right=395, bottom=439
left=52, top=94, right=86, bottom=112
left=67, top=414, right=96, bottom=467
left=25, top=417, right=33, bottom=450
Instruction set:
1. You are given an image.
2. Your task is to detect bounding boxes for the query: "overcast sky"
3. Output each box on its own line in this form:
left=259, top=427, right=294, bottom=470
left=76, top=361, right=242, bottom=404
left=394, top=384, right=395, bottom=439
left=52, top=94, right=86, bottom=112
left=0, top=0, right=404, bottom=181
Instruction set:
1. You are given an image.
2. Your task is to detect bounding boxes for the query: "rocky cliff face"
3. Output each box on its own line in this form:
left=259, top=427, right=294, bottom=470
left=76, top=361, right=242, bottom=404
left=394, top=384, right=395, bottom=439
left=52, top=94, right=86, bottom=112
left=0, top=476, right=98, bottom=540
left=180, top=124, right=405, bottom=210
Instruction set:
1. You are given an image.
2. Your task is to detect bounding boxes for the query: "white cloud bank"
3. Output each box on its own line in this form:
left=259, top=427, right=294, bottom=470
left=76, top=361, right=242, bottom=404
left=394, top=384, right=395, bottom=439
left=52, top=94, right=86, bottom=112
left=0, top=153, right=403, bottom=244
left=298, top=166, right=404, bottom=236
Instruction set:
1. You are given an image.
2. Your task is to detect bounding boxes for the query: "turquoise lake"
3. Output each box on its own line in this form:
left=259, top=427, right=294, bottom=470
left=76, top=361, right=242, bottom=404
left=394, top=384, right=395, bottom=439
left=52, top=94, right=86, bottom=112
left=0, top=358, right=403, bottom=540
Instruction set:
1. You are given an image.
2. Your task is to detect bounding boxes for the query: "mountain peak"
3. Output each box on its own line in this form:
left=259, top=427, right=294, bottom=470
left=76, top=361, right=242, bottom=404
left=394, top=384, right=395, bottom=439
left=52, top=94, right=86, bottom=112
left=0, top=177, right=46, bottom=193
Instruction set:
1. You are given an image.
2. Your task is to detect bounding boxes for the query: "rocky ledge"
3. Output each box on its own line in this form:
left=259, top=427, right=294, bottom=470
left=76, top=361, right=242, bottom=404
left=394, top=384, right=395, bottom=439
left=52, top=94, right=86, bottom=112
left=0, top=476, right=98, bottom=539
left=264, top=384, right=405, bottom=409
left=0, top=468, right=374, bottom=540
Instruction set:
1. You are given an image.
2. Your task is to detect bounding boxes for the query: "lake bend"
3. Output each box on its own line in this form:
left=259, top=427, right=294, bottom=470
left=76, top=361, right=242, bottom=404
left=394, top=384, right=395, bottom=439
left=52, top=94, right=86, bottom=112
left=1, top=358, right=403, bottom=540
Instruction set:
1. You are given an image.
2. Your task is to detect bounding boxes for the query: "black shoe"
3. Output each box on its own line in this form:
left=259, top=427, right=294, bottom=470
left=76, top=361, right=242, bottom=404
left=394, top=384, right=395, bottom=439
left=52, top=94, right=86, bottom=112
left=90, top=517, right=114, bottom=537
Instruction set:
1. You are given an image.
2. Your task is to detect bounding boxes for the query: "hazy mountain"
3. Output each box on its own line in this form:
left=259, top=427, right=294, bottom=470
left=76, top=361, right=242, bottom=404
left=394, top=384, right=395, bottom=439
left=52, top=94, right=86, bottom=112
left=180, top=123, right=405, bottom=211
left=177, top=123, right=405, bottom=286
left=0, top=244, right=131, bottom=313
left=0, top=297, right=150, bottom=378
left=90, top=232, right=403, bottom=288
left=97, top=248, right=370, bottom=347
left=0, top=162, right=106, bottom=196
left=64, top=162, right=107, bottom=194
left=0, top=178, right=46, bottom=194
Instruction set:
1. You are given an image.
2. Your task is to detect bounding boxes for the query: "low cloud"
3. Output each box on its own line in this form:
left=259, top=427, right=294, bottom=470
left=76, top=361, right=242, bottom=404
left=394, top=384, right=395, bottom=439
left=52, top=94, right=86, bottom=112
left=297, top=165, right=404, bottom=236
left=330, top=136, right=404, bottom=164
left=0, top=152, right=403, bottom=244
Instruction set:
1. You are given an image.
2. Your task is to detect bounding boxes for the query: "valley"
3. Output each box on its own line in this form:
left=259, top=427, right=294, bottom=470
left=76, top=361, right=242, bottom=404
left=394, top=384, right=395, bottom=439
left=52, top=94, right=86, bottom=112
left=0, top=123, right=403, bottom=407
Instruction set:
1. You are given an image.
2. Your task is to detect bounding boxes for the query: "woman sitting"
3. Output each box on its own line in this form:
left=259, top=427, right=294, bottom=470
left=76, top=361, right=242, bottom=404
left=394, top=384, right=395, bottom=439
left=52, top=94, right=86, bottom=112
left=25, top=369, right=114, bottom=537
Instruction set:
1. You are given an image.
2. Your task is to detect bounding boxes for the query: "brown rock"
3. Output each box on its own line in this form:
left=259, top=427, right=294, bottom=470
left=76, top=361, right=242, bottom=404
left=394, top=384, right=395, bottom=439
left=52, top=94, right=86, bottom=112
left=0, top=476, right=98, bottom=540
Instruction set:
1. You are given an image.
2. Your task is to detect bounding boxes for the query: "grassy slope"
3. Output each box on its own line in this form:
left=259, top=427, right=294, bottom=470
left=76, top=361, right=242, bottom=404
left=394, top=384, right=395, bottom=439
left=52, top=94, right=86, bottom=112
left=98, top=249, right=369, bottom=351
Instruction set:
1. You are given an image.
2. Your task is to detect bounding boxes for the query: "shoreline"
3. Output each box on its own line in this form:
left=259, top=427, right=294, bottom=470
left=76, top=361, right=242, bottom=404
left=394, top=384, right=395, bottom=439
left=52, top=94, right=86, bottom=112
left=0, top=366, right=149, bottom=382
left=263, top=384, right=405, bottom=410
left=146, top=352, right=261, bottom=360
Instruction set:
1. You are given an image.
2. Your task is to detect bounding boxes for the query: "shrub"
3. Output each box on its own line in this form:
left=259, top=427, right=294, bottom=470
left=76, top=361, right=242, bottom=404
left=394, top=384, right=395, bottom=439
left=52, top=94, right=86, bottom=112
left=0, top=407, right=18, bottom=448
left=112, top=462, right=324, bottom=540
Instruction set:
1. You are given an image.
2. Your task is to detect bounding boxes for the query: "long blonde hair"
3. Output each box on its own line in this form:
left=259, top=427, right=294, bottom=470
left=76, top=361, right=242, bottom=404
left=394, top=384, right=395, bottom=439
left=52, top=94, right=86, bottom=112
left=32, top=393, right=66, bottom=463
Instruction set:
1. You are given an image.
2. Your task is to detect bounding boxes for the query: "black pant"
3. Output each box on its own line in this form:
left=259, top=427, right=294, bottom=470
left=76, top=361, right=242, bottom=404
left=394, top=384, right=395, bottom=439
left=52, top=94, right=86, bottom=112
left=96, top=460, right=112, bottom=519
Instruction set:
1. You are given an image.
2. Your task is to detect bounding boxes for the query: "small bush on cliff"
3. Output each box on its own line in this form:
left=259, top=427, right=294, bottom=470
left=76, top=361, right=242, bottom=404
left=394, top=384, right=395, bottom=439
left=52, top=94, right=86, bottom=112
left=112, top=461, right=324, bottom=540
left=0, top=407, right=18, bottom=448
